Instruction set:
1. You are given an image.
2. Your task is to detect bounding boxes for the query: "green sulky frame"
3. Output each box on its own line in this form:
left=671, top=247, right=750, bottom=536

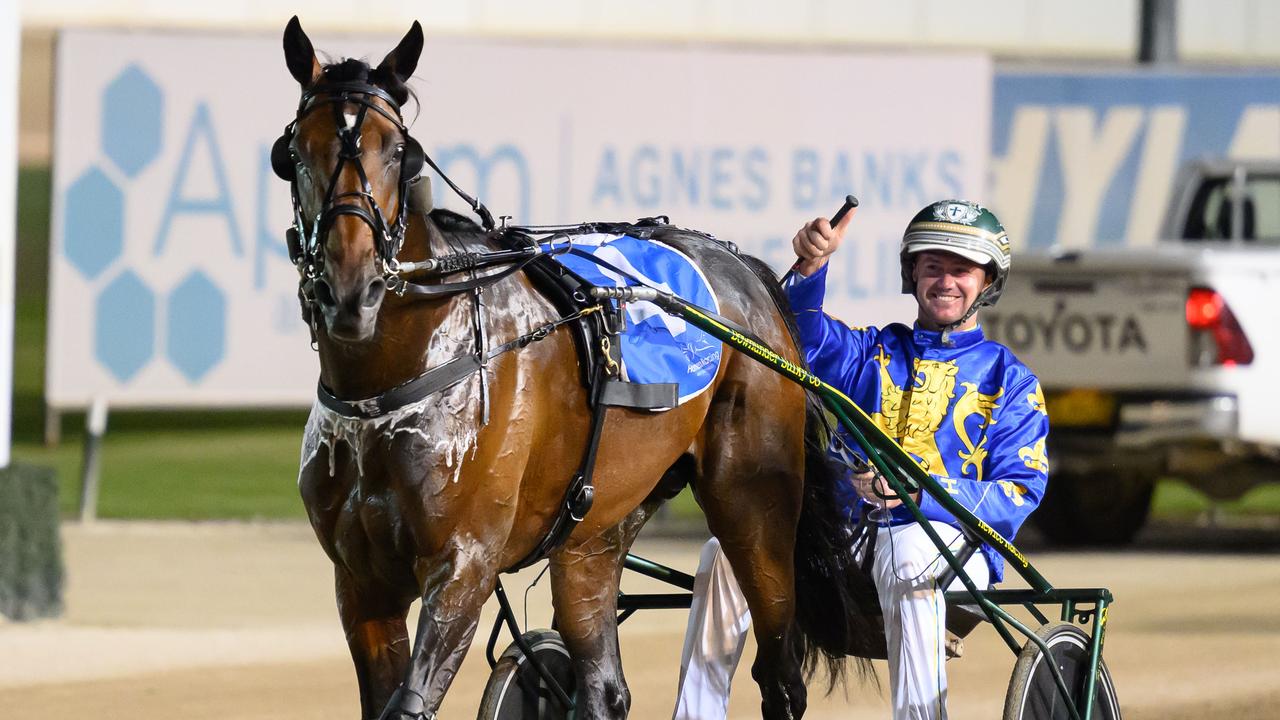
left=604, top=286, right=1115, bottom=720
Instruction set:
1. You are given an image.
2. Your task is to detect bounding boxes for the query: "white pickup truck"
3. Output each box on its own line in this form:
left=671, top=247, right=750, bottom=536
left=983, top=159, right=1280, bottom=544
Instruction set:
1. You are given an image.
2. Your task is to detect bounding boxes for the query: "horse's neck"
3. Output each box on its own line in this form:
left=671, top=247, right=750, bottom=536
left=315, top=215, right=459, bottom=399
left=315, top=214, right=550, bottom=401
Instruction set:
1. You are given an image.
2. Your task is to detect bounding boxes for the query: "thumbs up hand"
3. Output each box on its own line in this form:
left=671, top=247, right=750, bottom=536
left=791, top=208, right=855, bottom=277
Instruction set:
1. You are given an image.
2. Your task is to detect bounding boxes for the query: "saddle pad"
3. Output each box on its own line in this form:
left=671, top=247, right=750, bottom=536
left=543, top=233, right=722, bottom=406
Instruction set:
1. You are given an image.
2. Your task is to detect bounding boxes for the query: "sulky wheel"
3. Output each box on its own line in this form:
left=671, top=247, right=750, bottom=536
left=1003, top=622, right=1121, bottom=720
left=477, top=629, right=576, bottom=720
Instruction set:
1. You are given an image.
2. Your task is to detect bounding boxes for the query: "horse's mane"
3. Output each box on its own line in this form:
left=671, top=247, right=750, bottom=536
left=427, top=208, right=483, bottom=234
left=320, top=57, right=417, bottom=109
left=736, top=254, right=804, bottom=347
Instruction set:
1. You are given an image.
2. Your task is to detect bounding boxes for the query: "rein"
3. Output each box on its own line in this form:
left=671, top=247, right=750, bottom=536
left=280, top=80, right=691, bottom=572
left=274, top=79, right=502, bottom=307
left=276, top=78, right=579, bottom=423
left=275, top=82, right=414, bottom=278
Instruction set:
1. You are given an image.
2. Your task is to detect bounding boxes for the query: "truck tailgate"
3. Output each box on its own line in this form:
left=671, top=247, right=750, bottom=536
left=983, top=255, right=1191, bottom=390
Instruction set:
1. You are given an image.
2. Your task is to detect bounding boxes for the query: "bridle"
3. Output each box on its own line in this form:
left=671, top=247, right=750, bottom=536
left=271, top=81, right=427, bottom=284
left=271, top=80, right=510, bottom=303
left=272, top=77, right=572, bottom=423
left=271, top=79, right=710, bottom=572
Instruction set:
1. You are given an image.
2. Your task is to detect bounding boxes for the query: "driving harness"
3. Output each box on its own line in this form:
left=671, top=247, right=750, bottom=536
left=273, top=80, right=715, bottom=571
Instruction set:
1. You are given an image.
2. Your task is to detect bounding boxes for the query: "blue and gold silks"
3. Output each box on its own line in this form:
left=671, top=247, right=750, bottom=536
left=787, top=265, right=1049, bottom=583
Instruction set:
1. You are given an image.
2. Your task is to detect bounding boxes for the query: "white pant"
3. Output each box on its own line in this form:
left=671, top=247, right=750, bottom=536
left=673, top=538, right=752, bottom=720
left=673, top=523, right=990, bottom=720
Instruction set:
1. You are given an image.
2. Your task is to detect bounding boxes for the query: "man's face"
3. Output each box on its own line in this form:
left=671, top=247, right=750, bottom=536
left=911, top=250, right=989, bottom=331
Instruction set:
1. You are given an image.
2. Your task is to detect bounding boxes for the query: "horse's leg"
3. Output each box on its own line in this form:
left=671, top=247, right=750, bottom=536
left=377, top=546, right=499, bottom=720
left=697, top=377, right=809, bottom=720
left=335, top=568, right=411, bottom=719
left=548, top=501, right=660, bottom=719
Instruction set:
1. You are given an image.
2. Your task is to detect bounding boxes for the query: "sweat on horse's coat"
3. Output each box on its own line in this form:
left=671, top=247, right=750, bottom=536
left=301, top=389, right=480, bottom=482
left=280, top=16, right=876, bottom=720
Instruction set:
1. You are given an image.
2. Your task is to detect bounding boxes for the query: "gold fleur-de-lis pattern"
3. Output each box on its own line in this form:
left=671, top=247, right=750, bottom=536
left=1027, top=383, right=1047, bottom=415
left=1018, top=438, right=1049, bottom=473
left=997, top=480, right=1028, bottom=506
left=782, top=270, right=1051, bottom=581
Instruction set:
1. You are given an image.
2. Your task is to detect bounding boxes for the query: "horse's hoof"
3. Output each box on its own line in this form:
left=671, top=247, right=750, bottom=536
left=375, top=708, right=433, bottom=720
left=376, top=685, right=431, bottom=720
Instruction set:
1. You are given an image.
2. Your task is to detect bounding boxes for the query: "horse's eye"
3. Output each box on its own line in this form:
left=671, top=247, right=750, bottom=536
left=293, top=152, right=310, bottom=179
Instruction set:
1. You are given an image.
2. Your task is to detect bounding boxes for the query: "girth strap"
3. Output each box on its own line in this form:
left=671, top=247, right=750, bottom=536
left=598, top=377, right=677, bottom=410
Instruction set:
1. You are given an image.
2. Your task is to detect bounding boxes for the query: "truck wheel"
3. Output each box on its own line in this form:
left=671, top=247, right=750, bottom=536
left=1032, top=471, right=1154, bottom=546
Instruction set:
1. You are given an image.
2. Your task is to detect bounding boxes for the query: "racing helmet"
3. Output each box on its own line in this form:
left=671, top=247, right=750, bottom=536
left=900, top=200, right=1011, bottom=310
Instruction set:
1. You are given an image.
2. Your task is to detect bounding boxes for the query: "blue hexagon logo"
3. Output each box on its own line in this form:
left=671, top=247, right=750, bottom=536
left=165, top=271, right=226, bottom=382
left=101, top=65, right=164, bottom=178
left=94, top=271, right=155, bottom=382
left=63, top=167, right=125, bottom=281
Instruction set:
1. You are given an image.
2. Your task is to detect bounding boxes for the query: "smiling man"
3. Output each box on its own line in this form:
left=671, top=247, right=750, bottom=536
left=674, top=200, right=1050, bottom=720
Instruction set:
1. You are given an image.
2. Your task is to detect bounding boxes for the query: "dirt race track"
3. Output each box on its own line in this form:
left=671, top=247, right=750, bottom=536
left=2, top=522, right=1279, bottom=719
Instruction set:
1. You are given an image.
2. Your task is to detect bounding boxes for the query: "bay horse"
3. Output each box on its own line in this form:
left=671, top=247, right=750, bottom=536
left=277, top=17, right=873, bottom=719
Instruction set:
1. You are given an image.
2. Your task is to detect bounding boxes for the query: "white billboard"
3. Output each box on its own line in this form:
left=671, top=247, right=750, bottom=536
left=48, top=28, right=990, bottom=408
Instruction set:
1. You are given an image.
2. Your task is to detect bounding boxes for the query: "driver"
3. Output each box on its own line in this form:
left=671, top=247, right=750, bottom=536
left=673, top=200, right=1050, bottom=720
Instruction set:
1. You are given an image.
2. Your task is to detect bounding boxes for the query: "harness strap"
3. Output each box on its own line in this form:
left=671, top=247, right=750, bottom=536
left=598, top=377, right=677, bottom=410
left=316, top=308, right=591, bottom=419
left=419, top=151, right=496, bottom=231
left=474, top=285, right=491, bottom=426
left=391, top=251, right=541, bottom=300
left=317, top=355, right=481, bottom=419
left=506, top=366, right=608, bottom=572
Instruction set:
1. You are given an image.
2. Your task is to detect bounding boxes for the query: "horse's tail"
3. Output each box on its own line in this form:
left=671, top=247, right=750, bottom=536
left=793, top=395, right=879, bottom=688
left=735, top=253, right=878, bottom=690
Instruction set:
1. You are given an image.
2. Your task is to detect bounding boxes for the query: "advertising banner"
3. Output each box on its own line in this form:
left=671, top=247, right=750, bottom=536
left=991, top=70, right=1280, bottom=251
left=49, top=28, right=990, bottom=408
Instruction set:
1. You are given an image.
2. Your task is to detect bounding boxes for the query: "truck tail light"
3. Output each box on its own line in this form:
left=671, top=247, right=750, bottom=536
left=1186, top=287, right=1253, bottom=366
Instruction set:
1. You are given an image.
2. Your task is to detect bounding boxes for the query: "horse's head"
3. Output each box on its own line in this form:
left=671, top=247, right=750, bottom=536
left=275, top=17, right=425, bottom=343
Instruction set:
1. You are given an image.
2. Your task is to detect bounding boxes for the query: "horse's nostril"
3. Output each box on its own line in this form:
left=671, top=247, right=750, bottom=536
left=363, top=277, right=387, bottom=308
left=314, top=279, right=337, bottom=308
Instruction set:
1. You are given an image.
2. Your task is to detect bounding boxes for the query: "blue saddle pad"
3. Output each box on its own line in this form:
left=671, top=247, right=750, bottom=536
left=543, top=233, right=722, bottom=406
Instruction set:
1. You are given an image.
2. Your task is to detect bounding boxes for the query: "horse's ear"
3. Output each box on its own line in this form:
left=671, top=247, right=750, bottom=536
left=376, top=21, right=424, bottom=85
left=283, top=15, right=323, bottom=87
